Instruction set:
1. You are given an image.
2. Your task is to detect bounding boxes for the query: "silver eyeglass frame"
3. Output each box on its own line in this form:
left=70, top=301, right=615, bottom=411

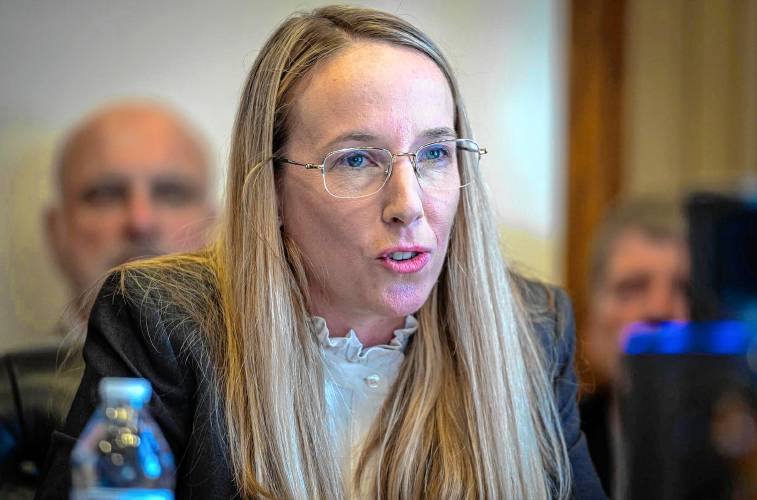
left=278, top=138, right=488, bottom=199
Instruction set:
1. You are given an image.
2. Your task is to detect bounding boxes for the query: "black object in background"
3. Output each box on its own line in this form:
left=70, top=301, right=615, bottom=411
left=617, top=193, right=757, bottom=500
left=688, top=192, right=757, bottom=322
left=618, top=322, right=757, bottom=500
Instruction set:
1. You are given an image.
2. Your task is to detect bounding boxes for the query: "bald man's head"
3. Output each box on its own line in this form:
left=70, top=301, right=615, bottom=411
left=47, top=101, right=216, bottom=297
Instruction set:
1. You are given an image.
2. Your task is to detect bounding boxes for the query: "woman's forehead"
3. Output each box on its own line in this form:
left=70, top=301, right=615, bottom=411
left=287, top=41, right=455, bottom=151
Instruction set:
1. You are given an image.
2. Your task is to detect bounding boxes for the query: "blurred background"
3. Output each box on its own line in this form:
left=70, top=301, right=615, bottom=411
left=567, top=0, right=756, bottom=360
left=0, top=0, right=754, bottom=353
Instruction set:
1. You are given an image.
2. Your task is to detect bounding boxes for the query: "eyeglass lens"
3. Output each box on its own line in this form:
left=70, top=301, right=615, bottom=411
left=323, top=139, right=480, bottom=198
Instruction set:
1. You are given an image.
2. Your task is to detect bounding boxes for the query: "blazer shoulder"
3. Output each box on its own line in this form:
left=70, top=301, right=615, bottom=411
left=509, top=272, right=572, bottom=331
left=93, top=259, right=220, bottom=361
left=509, top=271, right=575, bottom=371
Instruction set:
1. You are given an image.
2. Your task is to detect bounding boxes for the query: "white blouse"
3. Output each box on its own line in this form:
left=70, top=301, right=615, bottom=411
left=310, top=315, right=418, bottom=484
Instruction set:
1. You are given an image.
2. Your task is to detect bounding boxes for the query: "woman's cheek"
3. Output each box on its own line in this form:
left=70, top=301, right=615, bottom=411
left=427, top=195, right=459, bottom=243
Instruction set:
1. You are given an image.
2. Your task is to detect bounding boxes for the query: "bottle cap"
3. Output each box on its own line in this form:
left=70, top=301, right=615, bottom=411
left=99, top=377, right=152, bottom=406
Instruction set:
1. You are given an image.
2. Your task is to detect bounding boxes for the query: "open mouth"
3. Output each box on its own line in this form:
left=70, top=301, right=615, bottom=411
left=379, top=249, right=431, bottom=273
left=388, top=251, right=419, bottom=261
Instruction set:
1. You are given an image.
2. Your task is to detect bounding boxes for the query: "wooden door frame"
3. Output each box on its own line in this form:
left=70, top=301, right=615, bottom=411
left=566, top=0, right=625, bottom=387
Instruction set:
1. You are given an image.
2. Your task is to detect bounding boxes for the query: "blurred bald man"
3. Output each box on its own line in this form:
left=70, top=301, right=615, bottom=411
left=0, top=102, right=216, bottom=497
left=46, top=101, right=216, bottom=312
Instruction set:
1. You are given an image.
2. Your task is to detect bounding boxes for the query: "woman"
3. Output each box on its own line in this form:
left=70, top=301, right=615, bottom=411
left=37, top=6, right=604, bottom=499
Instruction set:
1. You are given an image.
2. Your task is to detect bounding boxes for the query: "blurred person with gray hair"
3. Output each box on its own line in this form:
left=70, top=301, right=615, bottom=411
left=1, top=101, right=217, bottom=498
left=580, top=198, right=691, bottom=495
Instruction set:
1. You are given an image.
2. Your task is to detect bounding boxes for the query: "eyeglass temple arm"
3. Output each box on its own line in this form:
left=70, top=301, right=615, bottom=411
left=458, top=145, right=488, bottom=156
left=279, top=158, right=322, bottom=170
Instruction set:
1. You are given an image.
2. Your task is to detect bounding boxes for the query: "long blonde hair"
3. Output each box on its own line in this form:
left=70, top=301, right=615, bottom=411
left=119, top=6, right=571, bottom=498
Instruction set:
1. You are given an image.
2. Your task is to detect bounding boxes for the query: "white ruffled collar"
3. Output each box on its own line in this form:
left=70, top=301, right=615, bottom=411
left=310, top=315, right=418, bottom=364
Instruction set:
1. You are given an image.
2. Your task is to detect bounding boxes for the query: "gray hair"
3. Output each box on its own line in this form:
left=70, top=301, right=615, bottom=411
left=589, top=198, right=686, bottom=292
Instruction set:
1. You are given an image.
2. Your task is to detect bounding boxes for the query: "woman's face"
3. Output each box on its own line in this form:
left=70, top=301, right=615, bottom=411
left=280, top=41, right=459, bottom=335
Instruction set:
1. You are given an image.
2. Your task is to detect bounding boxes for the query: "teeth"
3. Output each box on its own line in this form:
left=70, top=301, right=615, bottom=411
left=390, top=251, right=417, bottom=261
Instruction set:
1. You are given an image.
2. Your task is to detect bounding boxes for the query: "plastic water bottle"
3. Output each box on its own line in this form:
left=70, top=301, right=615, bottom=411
left=70, top=377, right=176, bottom=499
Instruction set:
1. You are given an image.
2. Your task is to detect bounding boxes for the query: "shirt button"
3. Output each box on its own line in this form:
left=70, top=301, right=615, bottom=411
left=364, top=374, right=381, bottom=388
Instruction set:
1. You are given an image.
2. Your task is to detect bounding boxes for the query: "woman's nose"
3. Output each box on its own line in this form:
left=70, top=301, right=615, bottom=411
left=381, top=156, right=424, bottom=225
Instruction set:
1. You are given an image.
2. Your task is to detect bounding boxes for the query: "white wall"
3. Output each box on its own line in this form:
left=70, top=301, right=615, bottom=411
left=0, top=0, right=567, bottom=350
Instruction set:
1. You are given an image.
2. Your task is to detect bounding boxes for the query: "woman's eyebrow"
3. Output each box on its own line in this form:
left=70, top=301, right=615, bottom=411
left=420, top=127, right=457, bottom=142
left=318, top=126, right=457, bottom=155
left=321, top=132, right=378, bottom=153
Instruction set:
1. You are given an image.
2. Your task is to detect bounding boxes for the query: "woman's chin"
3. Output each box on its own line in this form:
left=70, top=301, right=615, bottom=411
left=379, top=283, right=432, bottom=318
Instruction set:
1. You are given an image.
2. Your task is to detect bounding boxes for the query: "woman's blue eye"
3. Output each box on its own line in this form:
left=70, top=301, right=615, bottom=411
left=346, top=153, right=366, bottom=168
left=419, top=145, right=449, bottom=162
left=328, top=150, right=384, bottom=172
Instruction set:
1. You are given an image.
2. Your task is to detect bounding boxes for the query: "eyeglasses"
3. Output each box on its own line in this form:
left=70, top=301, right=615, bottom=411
left=278, top=139, right=487, bottom=199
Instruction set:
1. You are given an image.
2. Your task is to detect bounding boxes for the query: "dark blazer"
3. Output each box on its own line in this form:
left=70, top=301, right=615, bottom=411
left=35, top=272, right=606, bottom=499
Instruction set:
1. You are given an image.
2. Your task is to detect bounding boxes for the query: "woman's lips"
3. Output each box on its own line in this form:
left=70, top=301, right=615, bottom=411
left=378, top=251, right=431, bottom=273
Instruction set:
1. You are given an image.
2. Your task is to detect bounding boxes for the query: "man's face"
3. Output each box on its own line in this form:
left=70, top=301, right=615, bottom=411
left=586, top=228, right=690, bottom=384
left=48, top=109, right=215, bottom=295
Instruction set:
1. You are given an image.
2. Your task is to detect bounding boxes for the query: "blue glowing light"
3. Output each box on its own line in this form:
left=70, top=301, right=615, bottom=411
left=623, top=321, right=757, bottom=355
